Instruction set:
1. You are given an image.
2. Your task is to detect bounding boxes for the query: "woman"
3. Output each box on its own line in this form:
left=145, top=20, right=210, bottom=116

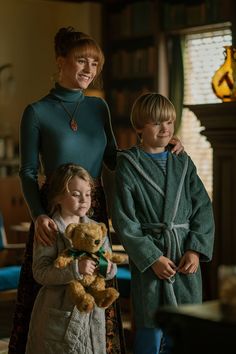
left=8, top=27, right=183, bottom=354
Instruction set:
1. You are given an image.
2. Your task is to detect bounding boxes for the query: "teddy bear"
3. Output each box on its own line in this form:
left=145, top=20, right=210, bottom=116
left=54, top=222, right=127, bottom=313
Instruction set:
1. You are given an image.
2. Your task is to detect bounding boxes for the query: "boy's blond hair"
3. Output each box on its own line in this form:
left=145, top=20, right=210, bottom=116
left=131, top=92, right=176, bottom=130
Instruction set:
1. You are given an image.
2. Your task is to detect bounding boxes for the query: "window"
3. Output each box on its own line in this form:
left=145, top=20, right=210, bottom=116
left=178, top=27, right=232, bottom=198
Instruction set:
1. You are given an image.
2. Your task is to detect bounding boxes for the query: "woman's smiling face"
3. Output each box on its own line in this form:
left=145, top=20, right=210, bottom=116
left=57, top=49, right=98, bottom=90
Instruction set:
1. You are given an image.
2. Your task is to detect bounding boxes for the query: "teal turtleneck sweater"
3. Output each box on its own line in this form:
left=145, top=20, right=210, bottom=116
left=19, top=83, right=117, bottom=219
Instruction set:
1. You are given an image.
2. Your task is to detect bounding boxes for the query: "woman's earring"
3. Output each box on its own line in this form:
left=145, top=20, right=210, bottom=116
left=51, top=72, right=57, bottom=84
left=51, top=67, right=61, bottom=84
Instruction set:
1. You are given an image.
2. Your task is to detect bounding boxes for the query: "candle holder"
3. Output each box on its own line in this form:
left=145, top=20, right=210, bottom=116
left=212, top=46, right=236, bottom=102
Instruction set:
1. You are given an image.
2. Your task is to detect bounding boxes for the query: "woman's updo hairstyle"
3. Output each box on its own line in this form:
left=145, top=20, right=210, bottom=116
left=54, top=26, right=105, bottom=76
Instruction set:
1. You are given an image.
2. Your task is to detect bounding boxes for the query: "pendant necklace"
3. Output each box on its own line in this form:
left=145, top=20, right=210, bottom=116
left=60, top=100, right=80, bottom=132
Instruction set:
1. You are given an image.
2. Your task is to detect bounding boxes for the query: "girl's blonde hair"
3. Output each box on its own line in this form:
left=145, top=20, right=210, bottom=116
left=131, top=92, right=176, bottom=130
left=47, top=163, right=94, bottom=216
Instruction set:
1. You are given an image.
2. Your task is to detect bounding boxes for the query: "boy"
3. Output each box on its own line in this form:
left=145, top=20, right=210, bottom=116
left=112, top=92, right=215, bottom=354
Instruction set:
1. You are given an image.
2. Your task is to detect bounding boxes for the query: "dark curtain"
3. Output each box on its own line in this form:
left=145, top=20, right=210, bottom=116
left=168, top=35, right=184, bottom=133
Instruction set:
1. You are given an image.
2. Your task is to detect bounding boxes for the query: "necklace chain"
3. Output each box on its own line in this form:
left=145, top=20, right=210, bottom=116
left=60, top=100, right=80, bottom=132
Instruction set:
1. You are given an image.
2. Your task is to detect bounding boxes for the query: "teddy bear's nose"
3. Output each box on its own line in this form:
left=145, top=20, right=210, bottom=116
left=95, top=240, right=100, bottom=245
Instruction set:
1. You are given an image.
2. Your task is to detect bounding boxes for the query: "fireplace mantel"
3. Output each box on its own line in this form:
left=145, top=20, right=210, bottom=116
left=187, top=101, right=236, bottom=147
left=186, top=101, right=236, bottom=299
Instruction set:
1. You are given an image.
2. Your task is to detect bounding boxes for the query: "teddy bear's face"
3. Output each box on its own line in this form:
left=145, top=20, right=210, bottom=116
left=65, top=223, right=107, bottom=254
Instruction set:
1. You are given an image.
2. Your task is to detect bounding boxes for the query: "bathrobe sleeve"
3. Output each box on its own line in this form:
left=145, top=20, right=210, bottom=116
left=112, top=157, right=163, bottom=273
left=32, top=238, right=81, bottom=286
left=185, top=157, right=215, bottom=261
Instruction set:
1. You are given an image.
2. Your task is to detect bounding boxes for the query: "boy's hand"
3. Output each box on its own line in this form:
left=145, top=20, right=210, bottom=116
left=151, top=256, right=177, bottom=280
left=177, top=250, right=200, bottom=274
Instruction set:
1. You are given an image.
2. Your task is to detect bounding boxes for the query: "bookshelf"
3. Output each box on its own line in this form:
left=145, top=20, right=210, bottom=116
left=0, top=135, right=19, bottom=177
left=161, top=0, right=233, bottom=31
left=0, top=158, right=19, bottom=177
left=103, top=0, right=159, bottom=149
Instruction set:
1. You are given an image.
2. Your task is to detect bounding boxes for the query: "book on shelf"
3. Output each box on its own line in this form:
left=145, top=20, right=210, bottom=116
left=108, top=1, right=154, bottom=39
left=111, top=87, right=153, bottom=121
left=131, top=1, right=154, bottom=36
left=111, top=46, right=156, bottom=79
left=115, top=126, right=138, bottom=150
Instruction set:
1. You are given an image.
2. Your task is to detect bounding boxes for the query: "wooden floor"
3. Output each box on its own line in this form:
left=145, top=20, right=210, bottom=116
left=0, top=300, right=15, bottom=338
left=0, top=299, right=15, bottom=354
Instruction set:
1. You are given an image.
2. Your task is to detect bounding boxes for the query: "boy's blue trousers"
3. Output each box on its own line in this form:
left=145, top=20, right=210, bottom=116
left=134, top=327, right=173, bottom=354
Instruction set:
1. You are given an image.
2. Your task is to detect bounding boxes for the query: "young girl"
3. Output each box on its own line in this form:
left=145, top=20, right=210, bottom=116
left=25, top=163, right=117, bottom=354
left=112, top=92, right=215, bottom=354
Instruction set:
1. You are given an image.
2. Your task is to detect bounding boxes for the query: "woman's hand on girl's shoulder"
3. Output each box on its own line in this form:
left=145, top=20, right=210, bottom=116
left=34, top=214, right=58, bottom=246
left=169, top=136, right=185, bottom=155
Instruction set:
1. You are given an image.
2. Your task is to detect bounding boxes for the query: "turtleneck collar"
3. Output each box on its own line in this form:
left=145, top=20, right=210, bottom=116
left=49, top=82, right=85, bottom=103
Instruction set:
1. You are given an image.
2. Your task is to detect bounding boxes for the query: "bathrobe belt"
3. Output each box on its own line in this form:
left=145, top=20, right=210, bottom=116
left=119, top=150, right=190, bottom=304
left=142, top=221, right=190, bottom=306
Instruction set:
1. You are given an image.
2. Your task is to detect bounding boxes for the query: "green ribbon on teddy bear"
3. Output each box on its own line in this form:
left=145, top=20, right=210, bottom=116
left=67, top=246, right=108, bottom=278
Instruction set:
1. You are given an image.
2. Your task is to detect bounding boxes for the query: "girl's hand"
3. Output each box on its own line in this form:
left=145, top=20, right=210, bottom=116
left=151, top=256, right=177, bottom=280
left=106, top=260, right=112, bottom=274
left=177, top=250, right=200, bottom=274
left=170, top=136, right=184, bottom=155
left=79, top=259, right=97, bottom=275
left=34, top=214, right=57, bottom=246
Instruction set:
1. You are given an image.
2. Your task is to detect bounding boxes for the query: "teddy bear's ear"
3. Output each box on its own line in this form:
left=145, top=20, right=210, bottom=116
left=99, top=222, right=107, bottom=236
left=65, top=223, right=78, bottom=239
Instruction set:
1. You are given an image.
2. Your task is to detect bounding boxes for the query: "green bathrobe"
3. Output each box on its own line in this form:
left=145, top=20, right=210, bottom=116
left=112, top=146, right=215, bottom=328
